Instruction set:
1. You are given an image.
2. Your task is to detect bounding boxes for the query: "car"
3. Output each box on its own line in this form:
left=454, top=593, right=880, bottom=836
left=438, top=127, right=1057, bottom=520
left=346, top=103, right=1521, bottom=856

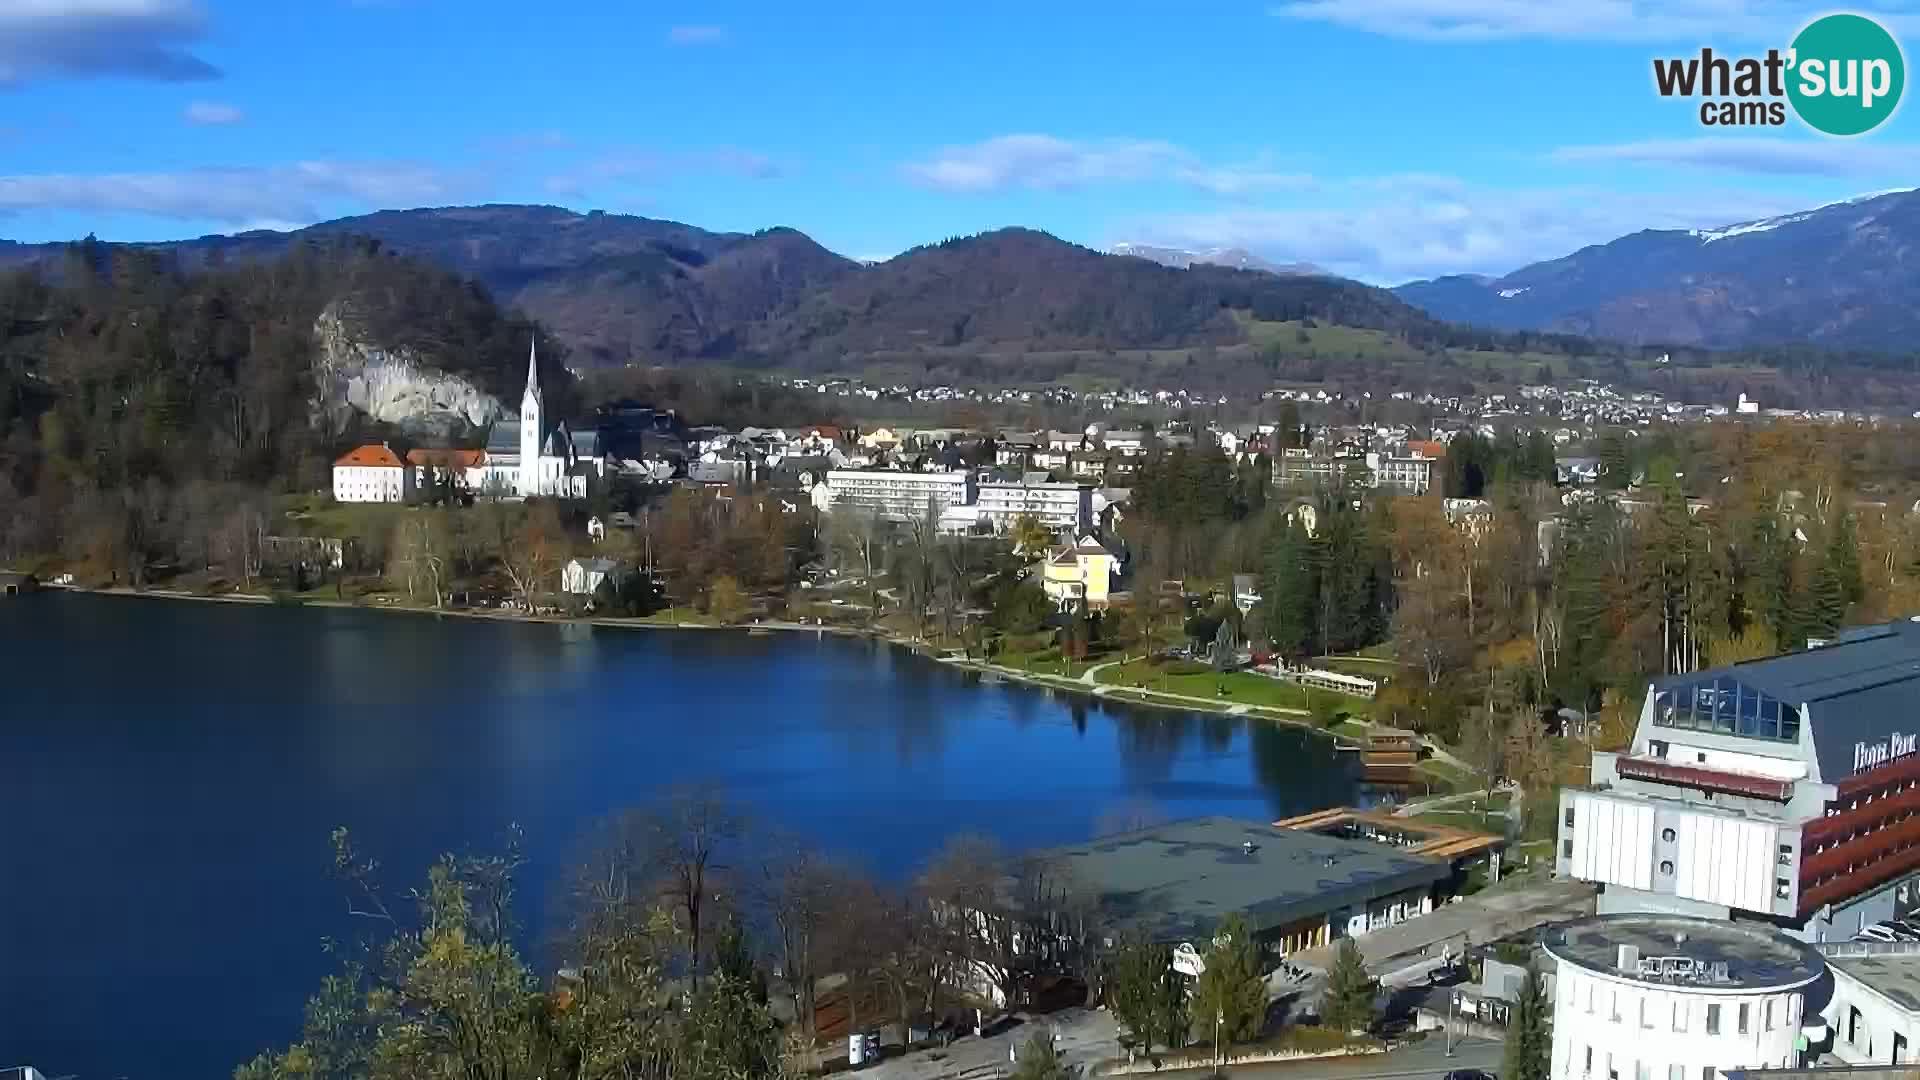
left=1444, top=1070, right=1496, bottom=1080
left=1858, top=924, right=1900, bottom=943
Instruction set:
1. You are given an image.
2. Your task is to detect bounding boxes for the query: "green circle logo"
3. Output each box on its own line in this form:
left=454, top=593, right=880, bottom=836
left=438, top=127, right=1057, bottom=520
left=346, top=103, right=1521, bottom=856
left=1788, top=13, right=1905, bottom=135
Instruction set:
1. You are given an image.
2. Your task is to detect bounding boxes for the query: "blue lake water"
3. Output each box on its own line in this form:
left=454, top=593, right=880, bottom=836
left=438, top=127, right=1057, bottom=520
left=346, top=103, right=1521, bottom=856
left=0, top=592, right=1362, bottom=1079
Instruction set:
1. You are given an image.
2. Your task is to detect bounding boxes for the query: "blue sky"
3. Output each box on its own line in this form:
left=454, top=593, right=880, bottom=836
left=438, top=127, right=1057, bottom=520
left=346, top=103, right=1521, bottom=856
left=3, top=1, right=1920, bottom=284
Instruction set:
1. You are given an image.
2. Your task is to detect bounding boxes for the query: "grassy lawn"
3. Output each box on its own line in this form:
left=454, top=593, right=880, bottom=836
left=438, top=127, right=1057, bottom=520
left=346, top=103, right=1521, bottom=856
left=1094, top=658, right=1333, bottom=710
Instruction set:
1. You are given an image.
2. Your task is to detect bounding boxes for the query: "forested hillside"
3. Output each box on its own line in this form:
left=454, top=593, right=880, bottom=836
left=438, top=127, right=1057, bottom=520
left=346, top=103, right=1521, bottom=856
left=0, top=239, right=560, bottom=577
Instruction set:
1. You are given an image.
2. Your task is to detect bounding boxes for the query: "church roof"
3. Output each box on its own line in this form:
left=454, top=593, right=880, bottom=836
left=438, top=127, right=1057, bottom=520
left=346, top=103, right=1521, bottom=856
left=485, top=421, right=522, bottom=453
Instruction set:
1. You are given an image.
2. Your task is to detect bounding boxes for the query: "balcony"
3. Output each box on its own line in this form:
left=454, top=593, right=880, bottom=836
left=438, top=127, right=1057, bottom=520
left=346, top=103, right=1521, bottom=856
left=1613, top=756, right=1793, bottom=801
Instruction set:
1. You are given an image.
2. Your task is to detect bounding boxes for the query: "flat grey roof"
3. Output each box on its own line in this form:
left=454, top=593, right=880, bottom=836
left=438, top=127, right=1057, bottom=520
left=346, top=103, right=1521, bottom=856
left=1827, top=952, right=1920, bottom=1013
left=1035, top=816, right=1448, bottom=944
left=1543, top=914, right=1824, bottom=991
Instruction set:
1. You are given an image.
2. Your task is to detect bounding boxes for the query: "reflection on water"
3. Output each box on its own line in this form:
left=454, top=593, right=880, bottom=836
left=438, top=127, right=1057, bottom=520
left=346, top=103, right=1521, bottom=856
left=0, top=593, right=1359, bottom=1080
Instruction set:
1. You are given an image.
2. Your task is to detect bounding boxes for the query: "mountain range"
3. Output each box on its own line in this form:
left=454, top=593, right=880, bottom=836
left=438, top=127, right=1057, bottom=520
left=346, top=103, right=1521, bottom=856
left=0, top=206, right=1451, bottom=372
left=4, top=188, right=1919, bottom=375
left=1392, top=189, right=1920, bottom=351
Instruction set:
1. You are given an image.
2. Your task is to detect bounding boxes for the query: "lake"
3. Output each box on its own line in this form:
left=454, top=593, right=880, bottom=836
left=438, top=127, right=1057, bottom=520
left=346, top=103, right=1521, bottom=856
left=0, top=592, right=1363, bottom=1079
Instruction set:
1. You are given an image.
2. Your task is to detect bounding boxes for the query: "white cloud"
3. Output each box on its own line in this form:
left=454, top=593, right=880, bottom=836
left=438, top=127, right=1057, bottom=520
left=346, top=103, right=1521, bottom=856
left=1266, top=0, right=1875, bottom=42
left=901, top=134, right=1317, bottom=197
left=182, top=100, right=242, bottom=125
left=1125, top=177, right=1812, bottom=283
left=1172, top=164, right=1317, bottom=197
left=544, top=147, right=782, bottom=196
left=903, top=135, right=1181, bottom=193
left=666, top=24, right=726, bottom=45
left=1552, top=137, right=1920, bottom=175
left=0, top=0, right=218, bottom=86
left=0, top=160, right=468, bottom=225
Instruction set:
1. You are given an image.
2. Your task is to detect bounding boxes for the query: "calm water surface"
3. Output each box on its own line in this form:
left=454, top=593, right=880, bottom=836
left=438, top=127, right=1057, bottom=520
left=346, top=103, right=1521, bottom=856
left=0, top=592, right=1361, bottom=1079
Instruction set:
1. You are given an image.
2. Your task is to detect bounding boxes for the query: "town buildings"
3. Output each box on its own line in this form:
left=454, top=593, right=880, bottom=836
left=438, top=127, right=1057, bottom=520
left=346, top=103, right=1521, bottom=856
left=1557, top=619, right=1920, bottom=941
left=1543, top=914, right=1826, bottom=1080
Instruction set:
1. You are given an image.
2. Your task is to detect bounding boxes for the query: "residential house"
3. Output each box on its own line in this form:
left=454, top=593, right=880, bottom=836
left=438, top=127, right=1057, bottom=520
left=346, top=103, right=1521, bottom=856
left=1041, top=535, right=1118, bottom=611
left=562, top=557, right=628, bottom=597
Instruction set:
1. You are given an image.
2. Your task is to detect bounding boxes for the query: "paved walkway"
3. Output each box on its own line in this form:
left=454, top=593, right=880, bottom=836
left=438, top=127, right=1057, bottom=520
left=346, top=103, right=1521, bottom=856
left=861, top=1007, right=1118, bottom=1080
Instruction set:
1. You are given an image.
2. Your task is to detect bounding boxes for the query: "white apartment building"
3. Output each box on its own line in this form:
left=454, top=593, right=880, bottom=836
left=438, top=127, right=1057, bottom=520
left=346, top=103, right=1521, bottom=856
left=332, top=443, right=415, bottom=504
left=824, top=469, right=976, bottom=521
left=1545, top=914, right=1826, bottom=1080
left=975, top=480, right=1094, bottom=535
left=1369, top=452, right=1437, bottom=494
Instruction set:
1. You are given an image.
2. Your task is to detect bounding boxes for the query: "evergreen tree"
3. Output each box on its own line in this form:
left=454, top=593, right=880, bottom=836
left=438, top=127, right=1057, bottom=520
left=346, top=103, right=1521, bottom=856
left=1011, top=1029, right=1067, bottom=1080
left=1321, top=937, right=1377, bottom=1034
left=1109, top=932, right=1187, bottom=1052
left=1501, top=965, right=1551, bottom=1080
left=1192, top=912, right=1268, bottom=1046
left=1259, top=516, right=1317, bottom=658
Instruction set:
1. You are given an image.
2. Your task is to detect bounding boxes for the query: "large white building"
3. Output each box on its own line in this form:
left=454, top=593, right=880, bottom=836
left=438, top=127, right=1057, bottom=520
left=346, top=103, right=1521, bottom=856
left=332, top=443, right=415, bottom=503
left=473, top=339, right=603, bottom=499
left=972, top=479, right=1093, bottom=535
left=1558, top=619, right=1920, bottom=940
left=1544, top=914, right=1826, bottom=1080
left=823, top=469, right=975, bottom=521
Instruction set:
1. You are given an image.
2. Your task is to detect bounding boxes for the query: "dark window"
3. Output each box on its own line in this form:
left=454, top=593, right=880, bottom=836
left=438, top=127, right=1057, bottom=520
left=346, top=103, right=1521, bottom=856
left=1660, top=860, right=1675, bottom=875
left=1663, top=828, right=1678, bottom=842
left=1564, top=839, right=1573, bottom=858
left=1739, top=1003, right=1749, bottom=1034
left=1707, top=1004, right=1721, bottom=1034
left=1566, top=807, right=1576, bottom=827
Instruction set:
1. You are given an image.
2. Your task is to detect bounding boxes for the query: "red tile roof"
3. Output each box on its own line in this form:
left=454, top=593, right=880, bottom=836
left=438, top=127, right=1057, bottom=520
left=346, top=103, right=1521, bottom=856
left=405, top=448, right=487, bottom=469
left=334, top=444, right=406, bottom=469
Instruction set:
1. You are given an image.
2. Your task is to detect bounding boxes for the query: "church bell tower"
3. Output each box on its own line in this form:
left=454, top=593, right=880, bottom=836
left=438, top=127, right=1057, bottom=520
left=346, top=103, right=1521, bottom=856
left=518, top=337, right=542, bottom=497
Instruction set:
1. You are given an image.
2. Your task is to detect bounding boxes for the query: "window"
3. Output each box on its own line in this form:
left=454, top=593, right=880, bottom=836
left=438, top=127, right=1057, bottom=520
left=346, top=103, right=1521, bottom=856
left=1567, top=807, right=1577, bottom=827
left=1564, top=839, right=1574, bottom=858
left=1778, top=846, right=1795, bottom=865
left=1674, top=999, right=1688, bottom=1032
left=1777, top=878, right=1792, bottom=899
left=1663, top=827, right=1678, bottom=842
left=1611, top=991, right=1621, bottom=1022
left=1704, top=1070, right=1716, bottom=1080
left=1765, top=999, right=1775, bottom=1030
left=1637, top=1061, right=1650, bottom=1080
left=1641, top=998, right=1653, bottom=1029
left=1660, top=860, right=1675, bottom=875
left=1707, top=1004, right=1721, bottom=1034
left=1670, top=1067, right=1684, bottom=1080
left=1586, top=1047, right=1594, bottom=1074
left=1738, top=1003, right=1749, bottom=1034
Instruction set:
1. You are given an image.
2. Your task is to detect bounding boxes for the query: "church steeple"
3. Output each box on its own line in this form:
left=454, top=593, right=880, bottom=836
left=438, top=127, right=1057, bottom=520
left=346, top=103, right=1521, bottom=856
left=523, top=336, right=542, bottom=406
left=517, top=335, right=543, bottom=497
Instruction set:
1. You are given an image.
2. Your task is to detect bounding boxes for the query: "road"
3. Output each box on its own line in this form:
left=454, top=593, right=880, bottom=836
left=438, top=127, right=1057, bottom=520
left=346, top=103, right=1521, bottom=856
left=1129, top=1030, right=1502, bottom=1080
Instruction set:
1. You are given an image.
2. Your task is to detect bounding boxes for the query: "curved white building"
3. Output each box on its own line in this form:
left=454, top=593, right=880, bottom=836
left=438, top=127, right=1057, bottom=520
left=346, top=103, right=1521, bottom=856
left=1545, top=914, right=1827, bottom=1080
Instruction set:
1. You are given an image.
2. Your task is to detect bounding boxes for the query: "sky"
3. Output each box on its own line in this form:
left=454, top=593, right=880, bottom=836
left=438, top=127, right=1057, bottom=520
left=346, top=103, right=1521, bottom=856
left=4, top=0, right=1920, bottom=284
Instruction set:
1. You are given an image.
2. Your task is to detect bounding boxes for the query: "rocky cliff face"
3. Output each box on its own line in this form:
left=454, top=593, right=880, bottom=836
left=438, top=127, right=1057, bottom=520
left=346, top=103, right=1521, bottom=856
left=310, top=303, right=505, bottom=437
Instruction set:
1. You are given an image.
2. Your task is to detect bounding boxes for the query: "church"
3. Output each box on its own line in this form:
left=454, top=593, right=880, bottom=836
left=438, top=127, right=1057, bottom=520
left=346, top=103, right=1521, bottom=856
left=474, top=339, right=604, bottom=499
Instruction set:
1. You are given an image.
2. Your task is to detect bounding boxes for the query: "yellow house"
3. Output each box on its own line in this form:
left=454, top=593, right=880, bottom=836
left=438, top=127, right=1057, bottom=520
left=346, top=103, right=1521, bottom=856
left=1041, top=535, right=1117, bottom=611
left=858, top=427, right=903, bottom=450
